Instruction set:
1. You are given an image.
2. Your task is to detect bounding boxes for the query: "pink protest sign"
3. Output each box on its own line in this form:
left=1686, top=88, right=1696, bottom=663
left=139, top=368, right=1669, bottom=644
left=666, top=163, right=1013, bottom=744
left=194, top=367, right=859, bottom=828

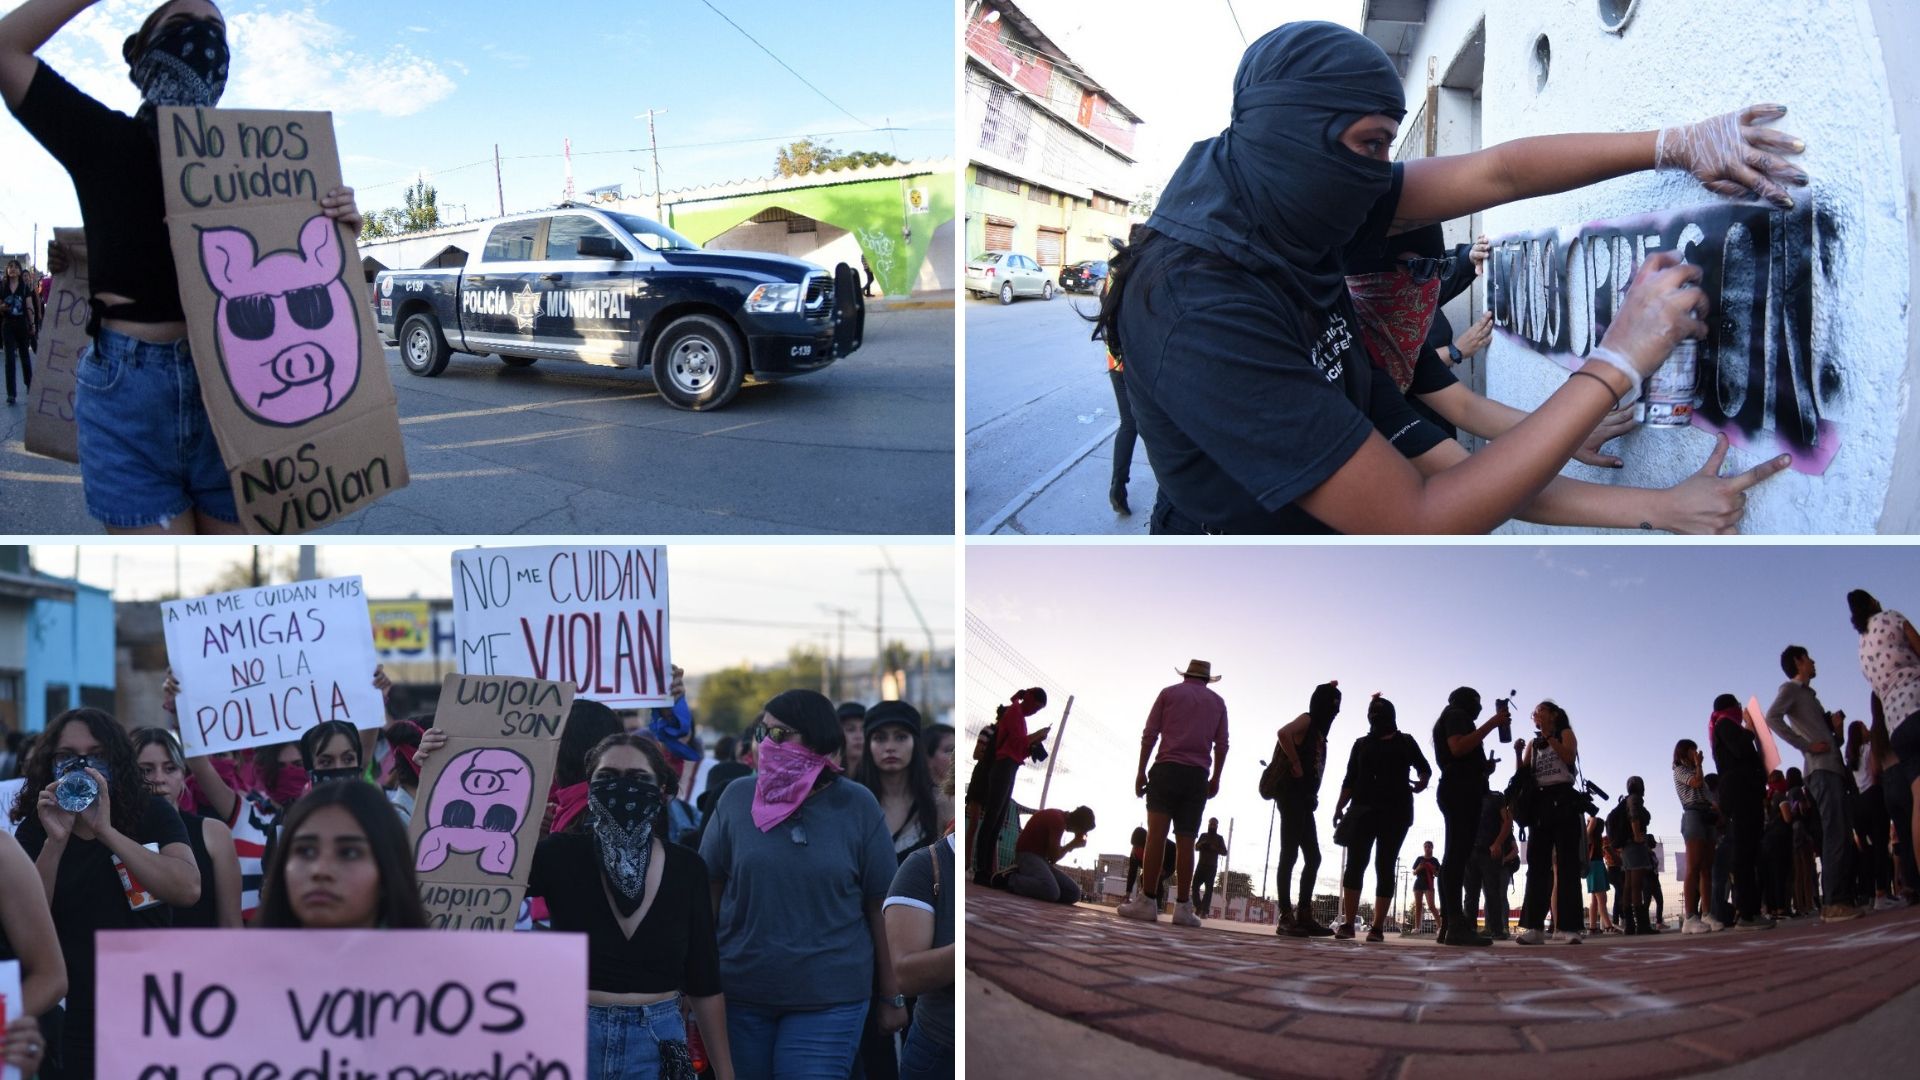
left=96, top=929, right=585, bottom=1078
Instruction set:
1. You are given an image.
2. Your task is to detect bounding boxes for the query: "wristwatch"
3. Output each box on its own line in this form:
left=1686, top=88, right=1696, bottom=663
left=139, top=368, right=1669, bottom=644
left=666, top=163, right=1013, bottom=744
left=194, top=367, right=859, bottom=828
left=1446, top=344, right=1464, bottom=364
left=881, top=993, right=907, bottom=1009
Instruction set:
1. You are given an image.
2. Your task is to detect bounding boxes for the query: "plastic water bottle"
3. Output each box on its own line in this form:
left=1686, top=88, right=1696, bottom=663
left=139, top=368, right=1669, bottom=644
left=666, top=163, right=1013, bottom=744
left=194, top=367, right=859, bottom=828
left=55, top=769, right=98, bottom=813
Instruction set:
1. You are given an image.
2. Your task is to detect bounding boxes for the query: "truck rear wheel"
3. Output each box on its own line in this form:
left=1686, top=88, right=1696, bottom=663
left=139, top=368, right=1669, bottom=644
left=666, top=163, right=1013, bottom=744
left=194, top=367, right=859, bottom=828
left=650, top=314, right=745, bottom=411
left=400, top=313, right=450, bottom=377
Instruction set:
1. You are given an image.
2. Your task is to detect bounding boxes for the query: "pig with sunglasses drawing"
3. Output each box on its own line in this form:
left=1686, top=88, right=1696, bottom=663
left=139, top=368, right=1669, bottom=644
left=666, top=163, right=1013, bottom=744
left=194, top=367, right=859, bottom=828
left=199, top=214, right=360, bottom=426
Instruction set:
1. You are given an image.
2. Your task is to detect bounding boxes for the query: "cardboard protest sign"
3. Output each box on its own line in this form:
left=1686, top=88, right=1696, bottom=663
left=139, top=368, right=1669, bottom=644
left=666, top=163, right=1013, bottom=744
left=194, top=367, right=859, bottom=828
left=24, top=226, right=87, bottom=462
left=97, top=929, right=586, bottom=1077
left=159, top=107, right=408, bottom=534
left=452, top=546, right=673, bottom=708
left=161, top=576, right=384, bottom=757
left=407, top=673, right=572, bottom=930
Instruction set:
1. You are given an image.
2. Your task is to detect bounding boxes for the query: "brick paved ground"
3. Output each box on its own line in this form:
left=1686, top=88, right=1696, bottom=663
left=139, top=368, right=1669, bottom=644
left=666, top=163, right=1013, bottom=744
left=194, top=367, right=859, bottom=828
left=966, top=887, right=1920, bottom=1079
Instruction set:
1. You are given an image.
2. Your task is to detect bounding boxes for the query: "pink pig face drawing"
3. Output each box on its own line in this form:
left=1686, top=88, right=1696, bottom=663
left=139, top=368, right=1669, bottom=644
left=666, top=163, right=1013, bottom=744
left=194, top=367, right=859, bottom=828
left=199, top=214, right=360, bottom=427
left=413, top=747, right=534, bottom=877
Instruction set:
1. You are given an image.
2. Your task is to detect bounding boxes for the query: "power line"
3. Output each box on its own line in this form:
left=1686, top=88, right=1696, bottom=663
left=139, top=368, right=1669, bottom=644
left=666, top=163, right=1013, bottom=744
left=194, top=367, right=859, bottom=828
left=698, top=0, right=877, bottom=130
left=1224, top=0, right=1248, bottom=46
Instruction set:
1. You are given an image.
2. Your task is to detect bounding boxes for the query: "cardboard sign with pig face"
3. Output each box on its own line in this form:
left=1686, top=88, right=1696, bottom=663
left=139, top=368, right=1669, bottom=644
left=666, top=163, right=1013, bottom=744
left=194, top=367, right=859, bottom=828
left=198, top=214, right=360, bottom=427
left=414, top=747, right=535, bottom=876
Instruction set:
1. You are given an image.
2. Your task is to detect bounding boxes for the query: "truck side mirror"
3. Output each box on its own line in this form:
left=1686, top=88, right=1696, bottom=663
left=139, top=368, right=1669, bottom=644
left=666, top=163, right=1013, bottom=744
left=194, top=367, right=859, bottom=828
left=577, top=235, right=627, bottom=260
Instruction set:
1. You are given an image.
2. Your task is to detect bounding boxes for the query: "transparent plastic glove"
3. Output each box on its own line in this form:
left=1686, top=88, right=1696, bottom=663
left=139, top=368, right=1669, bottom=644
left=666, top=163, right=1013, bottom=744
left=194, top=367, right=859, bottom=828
left=1655, top=105, right=1808, bottom=209
left=1597, top=251, right=1709, bottom=377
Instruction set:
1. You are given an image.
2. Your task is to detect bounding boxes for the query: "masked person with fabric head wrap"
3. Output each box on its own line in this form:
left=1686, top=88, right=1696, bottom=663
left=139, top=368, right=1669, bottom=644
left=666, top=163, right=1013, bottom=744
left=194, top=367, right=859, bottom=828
left=1329, top=694, right=1430, bottom=941
left=1259, top=680, right=1341, bottom=935
left=700, top=690, right=906, bottom=1078
left=527, top=733, right=733, bottom=1080
left=0, top=0, right=364, bottom=534
left=1095, top=21, right=1799, bottom=535
left=1430, top=688, right=1509, bottom=946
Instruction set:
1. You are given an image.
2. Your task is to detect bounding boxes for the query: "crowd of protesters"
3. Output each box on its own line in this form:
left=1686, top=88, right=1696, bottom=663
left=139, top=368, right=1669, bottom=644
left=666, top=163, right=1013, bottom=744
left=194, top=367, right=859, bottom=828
left=970, top=589, right=1920, bottom=953
left=0, top=663, right=958, bottom=1079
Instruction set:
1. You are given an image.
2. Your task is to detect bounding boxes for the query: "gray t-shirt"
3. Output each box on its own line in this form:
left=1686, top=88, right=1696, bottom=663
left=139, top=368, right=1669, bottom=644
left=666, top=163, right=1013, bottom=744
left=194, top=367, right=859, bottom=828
left=700, top=773, right=897, bottom=1008
left=885, top=835, right=954, bottom=1048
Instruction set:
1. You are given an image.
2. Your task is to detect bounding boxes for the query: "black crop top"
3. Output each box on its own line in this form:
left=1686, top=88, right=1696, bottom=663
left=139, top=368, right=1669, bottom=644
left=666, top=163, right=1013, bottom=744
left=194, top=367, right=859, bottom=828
left=528, top=832, right=722, bottom=997
left=9, top=60, right=186, bottom=325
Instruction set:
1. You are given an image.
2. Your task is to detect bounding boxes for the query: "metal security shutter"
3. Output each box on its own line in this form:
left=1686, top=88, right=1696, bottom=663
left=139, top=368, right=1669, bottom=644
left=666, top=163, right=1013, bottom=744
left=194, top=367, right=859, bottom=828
left=1035, top=227, right=1065, bottom=266
left=984, top=216, right=1014, bottom=252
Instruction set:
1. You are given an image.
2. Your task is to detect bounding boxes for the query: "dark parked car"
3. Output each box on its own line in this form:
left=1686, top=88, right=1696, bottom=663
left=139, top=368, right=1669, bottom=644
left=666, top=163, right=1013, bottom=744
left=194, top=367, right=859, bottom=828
left=1058, top=260, right=1109, bottom=292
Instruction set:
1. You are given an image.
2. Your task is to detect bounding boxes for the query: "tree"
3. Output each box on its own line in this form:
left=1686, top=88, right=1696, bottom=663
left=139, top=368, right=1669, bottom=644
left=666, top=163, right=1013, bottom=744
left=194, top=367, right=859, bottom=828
left=774, top=139, right=901, bottom=177
left=201, top=550, right=299, bottom=593
left=1131, top=184, right=1158, bottom=219
left=1223, top=870, right=1252, bottom=899
left=401, top=178, right=440, bottom=233
left=694, top=646, right=832, bottom=736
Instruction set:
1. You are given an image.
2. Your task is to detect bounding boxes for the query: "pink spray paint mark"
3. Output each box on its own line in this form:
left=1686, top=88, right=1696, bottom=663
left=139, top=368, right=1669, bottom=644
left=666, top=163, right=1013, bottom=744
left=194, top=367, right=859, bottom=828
left=200, top=214, right=361, bottom=427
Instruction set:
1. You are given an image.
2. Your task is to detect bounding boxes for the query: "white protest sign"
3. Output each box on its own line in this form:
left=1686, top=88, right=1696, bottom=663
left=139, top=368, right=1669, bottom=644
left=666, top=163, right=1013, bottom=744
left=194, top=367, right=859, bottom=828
left=0, top=958, right=19, bottom=1080
left=162, top=576, right=384, bottom=756
left=451, top=546, right=671, bottom=708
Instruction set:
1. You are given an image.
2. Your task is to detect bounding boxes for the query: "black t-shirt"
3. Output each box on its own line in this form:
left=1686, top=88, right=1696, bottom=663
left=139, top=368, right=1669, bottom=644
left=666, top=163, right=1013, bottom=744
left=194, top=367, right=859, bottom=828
left=14, top=793, right=190, bottom=1011
left=0, top=281, right=35, bottom=322
left=1340, top=732, right=1431, bottom=824
left=9, top=61, right=186, bottom=323
left=171, top=810, right=220, bottom=929
left=1432, top=708, right=1489, bottom=786
left=1411, top=854, right=1439, bottom=887
left=1119, top=163, right=1450, bottom=533
left=528, top=831, right=722, bottom=997
left=1194, top=831, right=1224, bottom=870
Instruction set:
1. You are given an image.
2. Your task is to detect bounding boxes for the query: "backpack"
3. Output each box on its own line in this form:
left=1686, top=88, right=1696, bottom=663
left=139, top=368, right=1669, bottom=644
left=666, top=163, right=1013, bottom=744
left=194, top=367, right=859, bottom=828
left=1606, top=797, right=1635, bottom=845
left=1258, top=735, right=1288, bottom=801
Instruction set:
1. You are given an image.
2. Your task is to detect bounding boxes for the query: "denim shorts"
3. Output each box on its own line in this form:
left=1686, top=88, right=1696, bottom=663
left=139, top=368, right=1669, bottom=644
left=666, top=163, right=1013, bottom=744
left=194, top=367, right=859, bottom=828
left=74, top=327, right=236, bottom=528
left=1622, top=841, right=1655, bottom=871
left=1681, top=807, right=1716, bottom=843
left=587, top=998, right=688, bottom=1080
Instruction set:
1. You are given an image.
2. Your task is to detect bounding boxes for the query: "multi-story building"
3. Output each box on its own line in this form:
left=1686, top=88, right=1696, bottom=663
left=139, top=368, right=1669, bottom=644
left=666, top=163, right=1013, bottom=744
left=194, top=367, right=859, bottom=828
left=0, top=547, right=114, bottom=734
left=964, top=0, right=1142, bottom=269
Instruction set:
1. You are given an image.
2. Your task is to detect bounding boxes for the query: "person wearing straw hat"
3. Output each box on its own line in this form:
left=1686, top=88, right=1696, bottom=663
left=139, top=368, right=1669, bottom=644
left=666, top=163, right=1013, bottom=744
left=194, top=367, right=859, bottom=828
left=1117, top=660, right=1229, bottom=928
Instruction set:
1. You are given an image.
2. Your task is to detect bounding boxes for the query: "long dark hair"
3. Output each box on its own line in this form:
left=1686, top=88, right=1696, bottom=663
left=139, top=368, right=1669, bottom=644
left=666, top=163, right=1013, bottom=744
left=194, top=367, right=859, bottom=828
left=762, top=689, right=843, bottom=757
left=299, top=720, right=360, bottom=772
left=1848, top=589, right=1882, bottom=635
left=256, top=780, right=427, bottom=929
left=578, top=733, right=675, bottom=842
left=856, top=710, right=941, bottom=850
left=555, top=699, right=623, bottom=788
left=1844, top=720, right=1871, bottom=772
left=10, top=709, right=149, bottom=838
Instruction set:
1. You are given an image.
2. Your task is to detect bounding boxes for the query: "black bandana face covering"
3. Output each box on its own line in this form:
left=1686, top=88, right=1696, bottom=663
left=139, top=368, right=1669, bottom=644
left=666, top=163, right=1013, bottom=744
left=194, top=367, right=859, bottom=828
left=588, top=775, right=663, bottom=918
left=1147, top=22, right=1405, bottom=311
left=129, top=17, right=229, bottom=110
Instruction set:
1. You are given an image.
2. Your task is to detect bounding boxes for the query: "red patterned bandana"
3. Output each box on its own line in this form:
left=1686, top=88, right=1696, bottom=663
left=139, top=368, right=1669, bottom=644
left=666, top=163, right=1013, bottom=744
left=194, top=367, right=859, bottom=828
left=1346, top=270, right=1440, bottom=392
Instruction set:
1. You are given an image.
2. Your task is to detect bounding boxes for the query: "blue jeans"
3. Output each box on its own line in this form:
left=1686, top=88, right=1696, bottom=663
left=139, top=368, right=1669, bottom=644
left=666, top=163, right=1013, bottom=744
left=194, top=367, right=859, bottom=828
left=1807, top=769, right=1854, bottom=906
left=896, top=1018, right=952, bottom=1080
left=728, top=1000, right=868, bottom=1079
left=588, top=999, right=686, bottom=1080
left=74, top=327, right=236, bottom=527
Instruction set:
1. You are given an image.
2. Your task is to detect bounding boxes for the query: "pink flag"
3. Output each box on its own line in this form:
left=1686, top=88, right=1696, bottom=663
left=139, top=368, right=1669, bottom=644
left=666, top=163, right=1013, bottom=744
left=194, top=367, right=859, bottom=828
left=1747, top=695, right=1782, bottom=774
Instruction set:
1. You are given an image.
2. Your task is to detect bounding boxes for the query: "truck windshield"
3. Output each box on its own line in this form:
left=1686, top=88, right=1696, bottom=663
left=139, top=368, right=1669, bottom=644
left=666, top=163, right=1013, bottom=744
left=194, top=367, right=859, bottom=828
left=607, top=213, right=701, bottom=252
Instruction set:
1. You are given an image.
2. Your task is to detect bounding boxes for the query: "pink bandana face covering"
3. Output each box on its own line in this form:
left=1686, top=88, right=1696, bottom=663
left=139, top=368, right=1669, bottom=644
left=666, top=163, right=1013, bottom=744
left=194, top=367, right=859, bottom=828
left=751, top=737, right=839, bottom=832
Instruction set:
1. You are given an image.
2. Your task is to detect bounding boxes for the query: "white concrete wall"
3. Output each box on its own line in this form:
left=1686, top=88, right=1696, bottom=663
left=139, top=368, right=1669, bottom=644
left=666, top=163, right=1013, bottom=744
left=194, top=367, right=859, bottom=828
left=1403, top=0, right=1913, bottom=533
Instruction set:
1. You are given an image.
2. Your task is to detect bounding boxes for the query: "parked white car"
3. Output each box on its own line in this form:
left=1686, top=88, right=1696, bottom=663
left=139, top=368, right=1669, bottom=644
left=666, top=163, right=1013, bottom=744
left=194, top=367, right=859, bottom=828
left=966, top=252, right=1053, bottom=303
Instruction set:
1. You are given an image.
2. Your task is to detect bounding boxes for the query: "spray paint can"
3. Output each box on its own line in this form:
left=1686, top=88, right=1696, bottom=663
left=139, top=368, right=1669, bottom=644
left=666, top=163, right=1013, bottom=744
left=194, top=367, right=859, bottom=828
left=1641, top=338, right=1699, bottom=427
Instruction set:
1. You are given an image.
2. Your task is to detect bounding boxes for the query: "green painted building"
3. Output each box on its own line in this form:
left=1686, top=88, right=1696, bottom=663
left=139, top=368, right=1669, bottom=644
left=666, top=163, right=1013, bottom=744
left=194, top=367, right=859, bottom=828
left=660, top=160, right=956, bottom=298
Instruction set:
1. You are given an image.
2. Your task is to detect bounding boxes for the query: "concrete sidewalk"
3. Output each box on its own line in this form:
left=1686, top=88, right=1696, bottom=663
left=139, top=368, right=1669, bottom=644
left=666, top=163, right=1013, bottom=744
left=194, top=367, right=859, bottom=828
left=967, top=886, right=1920, bottom=1079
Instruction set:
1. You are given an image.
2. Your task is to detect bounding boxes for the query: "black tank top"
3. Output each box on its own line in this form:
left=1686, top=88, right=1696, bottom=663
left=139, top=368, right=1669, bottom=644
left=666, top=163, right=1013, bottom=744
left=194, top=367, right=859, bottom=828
left=171, top=811, right=220, bottom=928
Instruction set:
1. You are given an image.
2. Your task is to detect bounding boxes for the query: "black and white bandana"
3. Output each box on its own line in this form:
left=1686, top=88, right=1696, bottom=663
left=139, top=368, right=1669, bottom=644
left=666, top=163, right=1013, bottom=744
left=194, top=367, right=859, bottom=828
left=587, top=775, right=662, bottom=918
left=129, top=17, right=229, bottom=110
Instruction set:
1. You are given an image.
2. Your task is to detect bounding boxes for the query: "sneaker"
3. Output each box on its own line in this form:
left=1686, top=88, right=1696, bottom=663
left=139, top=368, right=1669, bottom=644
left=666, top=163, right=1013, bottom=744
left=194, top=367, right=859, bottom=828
left=1116, top=891, right=1161, bottom=922
left=1334, top=921, right=1355, bottom=940
left=1733, top=915, right=1776, bottom=931
left=1704, top=915, right=1728, bottom=931
left=1366, top=924, right=1385, bottom=943
left=1515, top=927, right=1546, bottom=945
left=1297, top=917, right=1335, bottom=937
left=1822, top=903, right=1863, bottom=923
left=1171, top=900, right=1203, bottom=928
left=1874, top=896, right=1902, bottom=911
left=1566, top=931, right=1584, bottom=945
left=1682, top=916, right=1709, bottom=935
left=1441, top=927, right=1492, bottom=947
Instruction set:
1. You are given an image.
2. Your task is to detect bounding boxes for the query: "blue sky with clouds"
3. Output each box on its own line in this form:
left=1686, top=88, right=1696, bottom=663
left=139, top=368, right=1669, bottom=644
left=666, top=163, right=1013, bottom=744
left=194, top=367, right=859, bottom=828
left=0, top=0, right=953, bottom=250
left=968, top=544, right=1920, bottom=896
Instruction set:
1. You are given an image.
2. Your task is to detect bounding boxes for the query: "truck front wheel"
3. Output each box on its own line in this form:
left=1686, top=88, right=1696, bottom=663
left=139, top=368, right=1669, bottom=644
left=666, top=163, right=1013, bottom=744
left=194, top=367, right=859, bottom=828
left=400, top=313, right=450, bottom=377
left=650, top=314, right=745, bottom=411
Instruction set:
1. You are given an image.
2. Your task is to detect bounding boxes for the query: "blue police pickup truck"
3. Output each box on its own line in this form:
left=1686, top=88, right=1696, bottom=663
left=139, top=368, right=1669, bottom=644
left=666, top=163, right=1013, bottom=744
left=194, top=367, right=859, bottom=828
left=372, top=205, right=863, bottom=411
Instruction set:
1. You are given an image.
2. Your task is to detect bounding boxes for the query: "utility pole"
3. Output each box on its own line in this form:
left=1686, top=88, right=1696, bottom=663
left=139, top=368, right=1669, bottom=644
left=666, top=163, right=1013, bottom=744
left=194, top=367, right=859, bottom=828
left=494, top=144, right=505, bottom=218
left=1036, top=694, right=1073, bottom=810
left=1222, top=817, right=1235, bottom=918
left=635, top=109, right=668, bottom=221
left=296, top=545, right=316, bottom=582
left=250, top=546, right=262, bottom=588
left=880, top=549, right=937, bottom=721
left=864, top=568, right=887, bottom=699
left=817, top=604, right=854, bottom=701
left=1260, top=794, right=1276, bottom=905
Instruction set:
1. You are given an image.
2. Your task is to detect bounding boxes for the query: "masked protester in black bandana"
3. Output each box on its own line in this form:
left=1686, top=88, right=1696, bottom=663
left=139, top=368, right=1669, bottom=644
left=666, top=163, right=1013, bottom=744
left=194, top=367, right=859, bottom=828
left=529, top=733, right=736, bottom=1080
left=1329, top=695, right=1431, bottom=941
left=1094, top=21, right=1801, bottom=535
left=1269, top=680, right=1341, bottom=936
left=0, top=0, right=364, bottom=535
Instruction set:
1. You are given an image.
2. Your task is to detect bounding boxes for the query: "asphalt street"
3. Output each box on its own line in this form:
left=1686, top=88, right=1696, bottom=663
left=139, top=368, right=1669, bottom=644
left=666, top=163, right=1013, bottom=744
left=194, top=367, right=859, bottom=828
left=963, top=289, right=1150, bottom=535
left=0, top=306, right=953, bottom=535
